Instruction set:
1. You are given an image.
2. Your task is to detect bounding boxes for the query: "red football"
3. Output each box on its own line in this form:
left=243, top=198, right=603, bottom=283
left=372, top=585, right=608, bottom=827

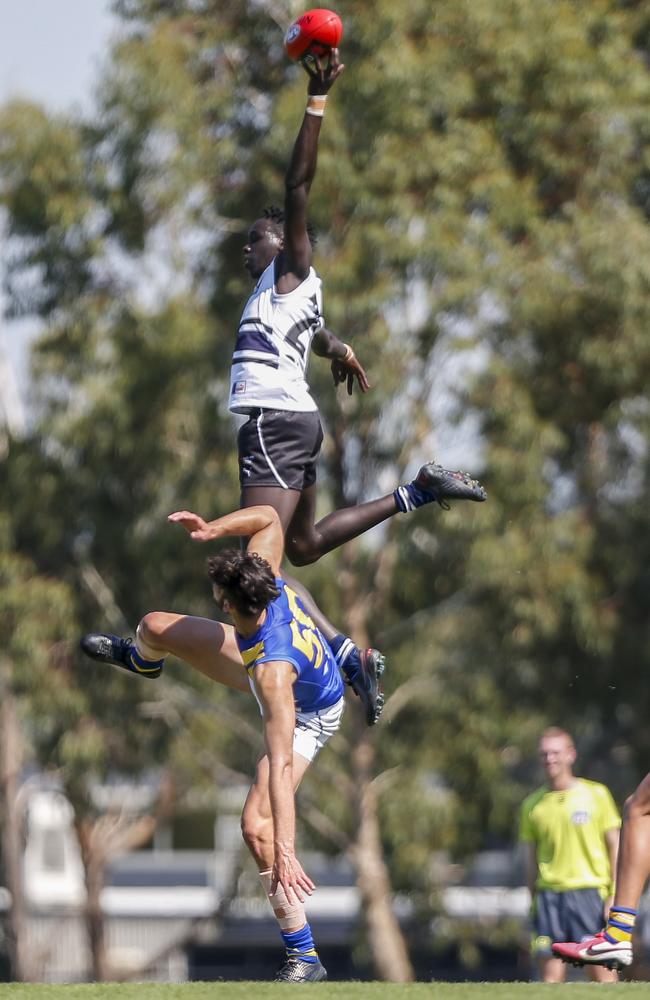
left=284, top=8, right=343, bottom=61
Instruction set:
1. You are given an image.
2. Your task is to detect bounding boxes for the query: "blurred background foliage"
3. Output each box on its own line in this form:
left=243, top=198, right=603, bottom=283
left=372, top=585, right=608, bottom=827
left=1, top=0, right=650, bottom=974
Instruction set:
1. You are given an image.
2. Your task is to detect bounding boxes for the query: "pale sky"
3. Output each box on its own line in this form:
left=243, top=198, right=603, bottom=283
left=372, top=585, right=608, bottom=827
left=0, top=0, right=117, bottom=111
left=0, top=1, right=118, bottom=421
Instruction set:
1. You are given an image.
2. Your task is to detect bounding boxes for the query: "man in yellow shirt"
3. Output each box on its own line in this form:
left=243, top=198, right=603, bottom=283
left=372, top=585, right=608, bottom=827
left=519, top=727, right=621, bottom=982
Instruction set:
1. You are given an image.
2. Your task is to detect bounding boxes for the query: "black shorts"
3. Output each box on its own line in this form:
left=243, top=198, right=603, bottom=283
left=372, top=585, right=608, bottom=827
left=532, top=889, right=605, bottom=956
left=237, top=408, right=324, bottom=491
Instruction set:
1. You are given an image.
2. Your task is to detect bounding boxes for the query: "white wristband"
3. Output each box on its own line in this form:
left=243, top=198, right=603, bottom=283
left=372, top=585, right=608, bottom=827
left=306, top=94, right=328, bottom=117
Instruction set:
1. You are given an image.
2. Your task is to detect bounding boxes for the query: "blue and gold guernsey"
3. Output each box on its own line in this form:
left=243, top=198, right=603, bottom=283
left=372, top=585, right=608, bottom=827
left=236, top=579, right=344, bottom=714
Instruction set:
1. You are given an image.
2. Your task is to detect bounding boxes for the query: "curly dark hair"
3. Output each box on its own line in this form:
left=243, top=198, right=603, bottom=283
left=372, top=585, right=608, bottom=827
left=207, top=549, right=280, bottom=617
left=263, top=204, right=318, bottom=248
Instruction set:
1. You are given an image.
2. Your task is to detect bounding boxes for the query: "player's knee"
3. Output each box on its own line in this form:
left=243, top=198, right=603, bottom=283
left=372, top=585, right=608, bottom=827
left=285, top=537, right=318, bottom=567
left=240, top=812, right=271, bottom=858
left=624, top=772, right=650, bottom=819
left=625, top=788, right=650, bottom=822
left=138, top=612, right=167, bottom=644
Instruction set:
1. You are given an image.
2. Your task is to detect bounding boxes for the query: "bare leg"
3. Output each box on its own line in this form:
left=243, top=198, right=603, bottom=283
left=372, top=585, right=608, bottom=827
left=138, top=611, right=250, bottom=694
left=587, top=963, right=618, bottom=983
left=613, top=772, right=650, bottom=908
left=239, top=487, right=344, bottom=638
left=538, top=956, right=566, bottom=983
left=240, top=484, right=302, bottom=534
left=241, top=750, right=312, bottom=934
left=286, top=484, right=397, bottom=566
left=241, top=483, right=397, bottom=567
left=241, top=751, right=312, bottom=870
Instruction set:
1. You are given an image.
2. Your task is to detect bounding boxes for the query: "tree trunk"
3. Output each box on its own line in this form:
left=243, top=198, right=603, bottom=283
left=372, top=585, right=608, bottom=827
left=350, top=730, right=415, bottom=982
left=333, top=505, right=415, bottom=981
left=0, top=670, right=31, bottom=981
left=72, top=776, right=174, bottom=981
left=86, top=856, right=111, bottom=982
left=76, top=819, right=111, bottom=982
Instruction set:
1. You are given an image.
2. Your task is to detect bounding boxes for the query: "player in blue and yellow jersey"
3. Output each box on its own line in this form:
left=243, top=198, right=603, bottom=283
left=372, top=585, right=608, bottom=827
left=82, top=503, right=347, bottom=983
left=233, top=573, right=344, bottom=719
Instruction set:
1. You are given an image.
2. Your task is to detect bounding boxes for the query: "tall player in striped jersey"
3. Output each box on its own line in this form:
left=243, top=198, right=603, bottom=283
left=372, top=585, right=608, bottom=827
left=82, top=503, right=347, bottom=982
left=230, top=49, right=486, bottom=722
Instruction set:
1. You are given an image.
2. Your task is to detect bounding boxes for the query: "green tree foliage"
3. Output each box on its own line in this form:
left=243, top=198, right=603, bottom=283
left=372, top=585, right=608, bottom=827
left=425, top=0, right=650, bottom=784
left=0, top=516, right=80, bottom=737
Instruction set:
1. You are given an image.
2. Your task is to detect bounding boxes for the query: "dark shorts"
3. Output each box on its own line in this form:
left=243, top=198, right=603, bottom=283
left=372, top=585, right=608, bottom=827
left=237, top=408, right=324, bottom=491
left=532, top=889, right=605, bottom=956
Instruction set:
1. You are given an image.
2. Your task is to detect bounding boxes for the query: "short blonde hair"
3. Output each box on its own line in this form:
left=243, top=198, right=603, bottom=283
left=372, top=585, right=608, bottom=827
left=540, top=726, right=574, bottom=747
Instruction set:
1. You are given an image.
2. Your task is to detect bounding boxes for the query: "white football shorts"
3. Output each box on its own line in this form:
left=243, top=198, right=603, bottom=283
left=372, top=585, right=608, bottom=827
left=293, top=696, right=345, bottom=763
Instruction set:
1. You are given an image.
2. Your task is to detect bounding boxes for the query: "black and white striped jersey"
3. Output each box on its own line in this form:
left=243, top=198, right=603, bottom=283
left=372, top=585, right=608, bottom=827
left=229, top=259, right=323, bottom=414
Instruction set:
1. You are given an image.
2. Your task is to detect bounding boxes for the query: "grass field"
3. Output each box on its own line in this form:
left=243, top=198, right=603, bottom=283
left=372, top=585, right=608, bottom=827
left=1, top=984, right=646, bottom=1000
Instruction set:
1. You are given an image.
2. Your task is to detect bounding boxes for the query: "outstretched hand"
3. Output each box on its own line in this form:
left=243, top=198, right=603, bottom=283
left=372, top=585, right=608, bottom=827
left=301, top=46, right=344, bottom=95
left=168, top=510, right=214, bottom=541
left=331, top=349, right=371, bottom=395
left=271, top=848, right=315, bottom=904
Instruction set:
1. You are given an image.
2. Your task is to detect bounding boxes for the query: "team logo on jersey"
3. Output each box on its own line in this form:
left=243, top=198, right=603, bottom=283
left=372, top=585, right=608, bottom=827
left=571, top=810, right=590, bottom=825
left=233, top=380, right=247, bottom=394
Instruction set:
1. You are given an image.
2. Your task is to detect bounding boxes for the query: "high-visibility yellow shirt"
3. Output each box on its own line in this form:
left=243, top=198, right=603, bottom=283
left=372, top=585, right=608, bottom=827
left=519, top=778, right=620, bottom=894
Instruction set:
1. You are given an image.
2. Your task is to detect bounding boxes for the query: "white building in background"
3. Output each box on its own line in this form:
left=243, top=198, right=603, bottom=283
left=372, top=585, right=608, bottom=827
left=24, top=793, right=85, bottom=909
left=16, top=786, right=232, bottom=982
